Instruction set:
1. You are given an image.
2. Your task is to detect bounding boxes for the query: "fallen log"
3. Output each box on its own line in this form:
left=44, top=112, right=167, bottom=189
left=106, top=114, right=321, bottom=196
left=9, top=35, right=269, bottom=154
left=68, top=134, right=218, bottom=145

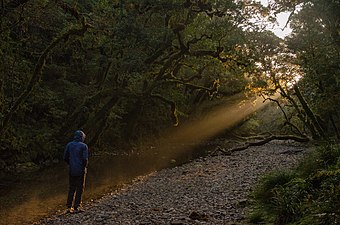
left=211, top=135, right=309, bottom=156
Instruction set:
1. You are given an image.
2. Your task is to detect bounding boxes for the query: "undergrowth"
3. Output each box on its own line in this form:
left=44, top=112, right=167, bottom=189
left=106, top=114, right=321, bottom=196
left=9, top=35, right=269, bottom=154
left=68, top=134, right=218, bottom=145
left=248, top=143, right=340, bottom=225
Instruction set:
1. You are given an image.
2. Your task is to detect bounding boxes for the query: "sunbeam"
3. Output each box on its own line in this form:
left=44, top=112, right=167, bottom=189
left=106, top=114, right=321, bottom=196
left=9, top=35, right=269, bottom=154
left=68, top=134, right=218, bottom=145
left=147, top=93, right=280, bottom=168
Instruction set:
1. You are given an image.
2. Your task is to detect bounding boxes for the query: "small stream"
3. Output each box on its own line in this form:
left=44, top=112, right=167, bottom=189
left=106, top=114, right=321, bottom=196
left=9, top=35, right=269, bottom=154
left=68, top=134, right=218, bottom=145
left=0, top=145, right=209, bottom=225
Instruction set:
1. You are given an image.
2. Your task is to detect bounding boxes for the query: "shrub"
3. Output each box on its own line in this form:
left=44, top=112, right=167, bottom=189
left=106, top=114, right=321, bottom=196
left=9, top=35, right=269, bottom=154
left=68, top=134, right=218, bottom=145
left=297, top=143, right=340, bottom=178
left=253, top=170, right=295, bottom=211
left=250, top=143, right=340, bottom=225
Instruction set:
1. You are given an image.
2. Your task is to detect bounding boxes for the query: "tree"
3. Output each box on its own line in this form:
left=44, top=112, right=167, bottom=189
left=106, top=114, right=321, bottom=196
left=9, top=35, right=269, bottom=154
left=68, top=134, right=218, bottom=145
left=244, top=0, right=339, bottom=140
left=0, top=0, right=92, bottom=165
left=286, top=0, right=340, bottom=139
left=66, top=0, right=261, bottom=146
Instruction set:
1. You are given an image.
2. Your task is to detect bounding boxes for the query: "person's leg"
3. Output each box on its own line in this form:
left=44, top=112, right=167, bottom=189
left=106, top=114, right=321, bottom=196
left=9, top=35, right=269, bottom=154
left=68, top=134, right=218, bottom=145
left=66, top=176, right=77, bottom=209
left=73, top=174, right=86, bottom=210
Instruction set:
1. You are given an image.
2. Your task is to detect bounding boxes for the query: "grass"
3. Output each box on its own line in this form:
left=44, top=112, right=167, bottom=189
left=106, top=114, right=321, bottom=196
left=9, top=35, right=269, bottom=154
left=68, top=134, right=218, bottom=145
left=248, top=143, right=340, bottom=225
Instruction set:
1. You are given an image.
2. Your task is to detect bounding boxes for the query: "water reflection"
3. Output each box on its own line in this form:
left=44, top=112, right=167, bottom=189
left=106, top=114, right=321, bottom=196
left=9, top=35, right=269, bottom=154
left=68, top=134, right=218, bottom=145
left=0, top=149, right=199, bottom=225
left=0, top=155, right=140, bottom=224
left=0, top=94, right=269, bottom=224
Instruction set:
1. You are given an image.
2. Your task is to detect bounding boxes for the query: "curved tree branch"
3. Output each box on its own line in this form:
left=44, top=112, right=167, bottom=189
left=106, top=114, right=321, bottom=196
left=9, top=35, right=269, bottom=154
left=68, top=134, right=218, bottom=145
left=163, top=79, right=212, bottom=92
left=186, top=34, right=212, bottom=49
left=263, top=95, right=305, bottom=136
left=172, top=63, right=205, bottom=82
left=188, top=48, right=247, bottom=67
left=0, top=22, right=91, bottom=134
left=151, top=94, right=178, bottom=126
left=54, top=0, right=81, bottom=21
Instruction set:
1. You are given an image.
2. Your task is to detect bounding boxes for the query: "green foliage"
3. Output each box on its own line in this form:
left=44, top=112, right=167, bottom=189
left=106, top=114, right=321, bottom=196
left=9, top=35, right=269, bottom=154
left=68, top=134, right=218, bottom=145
left=248, top=210, right=267, bottom=224
left=250, top=143, right=340, bottom=225
left=1, top=0, right=338, bottom=176
left=286, top=0, right=340, bottom=138
left=253, top=170, right=295, bottom=211
left=241, top=0, right=340, bottom=140
left=297, top=144, right=340, bottom=178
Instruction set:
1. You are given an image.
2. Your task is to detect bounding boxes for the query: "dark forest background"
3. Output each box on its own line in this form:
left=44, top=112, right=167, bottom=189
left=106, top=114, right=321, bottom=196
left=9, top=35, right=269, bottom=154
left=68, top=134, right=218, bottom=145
left=0, top=0, right=339, bottom=177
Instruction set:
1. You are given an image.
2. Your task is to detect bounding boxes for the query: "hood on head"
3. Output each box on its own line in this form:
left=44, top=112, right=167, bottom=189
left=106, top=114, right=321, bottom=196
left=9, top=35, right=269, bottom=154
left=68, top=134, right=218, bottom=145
left=74, top=130, right=86, bottom=142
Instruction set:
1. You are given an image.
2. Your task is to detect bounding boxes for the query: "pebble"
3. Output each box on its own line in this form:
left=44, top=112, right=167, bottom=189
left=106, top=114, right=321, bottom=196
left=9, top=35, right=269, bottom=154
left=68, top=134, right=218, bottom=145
left=38, top=141, right=307, bottom=225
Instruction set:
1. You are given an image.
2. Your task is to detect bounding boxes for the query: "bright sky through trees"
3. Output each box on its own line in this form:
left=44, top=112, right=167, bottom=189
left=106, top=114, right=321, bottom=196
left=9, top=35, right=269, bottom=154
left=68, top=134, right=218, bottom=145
left=260, top=0, right=293, bottom=38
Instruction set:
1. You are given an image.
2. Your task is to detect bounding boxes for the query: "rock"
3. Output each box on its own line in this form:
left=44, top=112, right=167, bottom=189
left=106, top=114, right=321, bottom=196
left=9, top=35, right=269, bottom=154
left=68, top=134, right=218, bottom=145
left=189, top=211, right=209, bottom=221
left=238, top=199, right=248, bottom=207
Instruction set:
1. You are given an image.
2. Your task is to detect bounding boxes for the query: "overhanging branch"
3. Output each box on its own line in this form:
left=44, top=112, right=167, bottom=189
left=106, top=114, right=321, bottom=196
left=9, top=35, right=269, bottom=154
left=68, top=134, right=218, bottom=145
left=0, top=22, right=91, bottom=134
left=54, top=0, right=81, bottom=21
left=151, top=94, right=178, bottom=126
left=164, top=79, right=211, bottom=92
left=188, top=49, right=247, bottom=67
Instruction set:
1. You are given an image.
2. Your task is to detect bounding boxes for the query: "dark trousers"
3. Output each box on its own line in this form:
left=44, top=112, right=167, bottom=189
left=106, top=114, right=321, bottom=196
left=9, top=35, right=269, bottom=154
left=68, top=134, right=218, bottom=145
left=66, top=174, right=86, bottom=209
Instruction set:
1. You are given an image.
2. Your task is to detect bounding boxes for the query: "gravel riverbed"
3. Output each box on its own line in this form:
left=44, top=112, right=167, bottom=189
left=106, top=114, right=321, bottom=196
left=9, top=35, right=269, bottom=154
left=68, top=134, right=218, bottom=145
left=38, top=141, right=308, bottom=225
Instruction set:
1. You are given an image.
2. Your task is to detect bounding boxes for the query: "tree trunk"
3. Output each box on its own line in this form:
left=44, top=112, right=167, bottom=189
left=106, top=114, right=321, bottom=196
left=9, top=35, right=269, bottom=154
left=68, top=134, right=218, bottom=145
left=279, top=86, right=319, bottom=139
left=122, top=99, right=143, bottom=142
left=83, top=95, right=120, bottom=142
left=293, top=85, right=325, bottom=138
left=57, top=89, right=113, bottom=145
left=329, top=113, right=340, bottom=139
left=87, top=117, right=108, bottom=147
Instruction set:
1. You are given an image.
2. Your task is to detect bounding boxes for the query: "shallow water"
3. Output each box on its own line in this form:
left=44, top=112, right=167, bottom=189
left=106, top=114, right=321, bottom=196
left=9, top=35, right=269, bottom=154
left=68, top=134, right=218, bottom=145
left=0, top=94, right=268, bottom=224
left=0, top=147, right=204, bottom=225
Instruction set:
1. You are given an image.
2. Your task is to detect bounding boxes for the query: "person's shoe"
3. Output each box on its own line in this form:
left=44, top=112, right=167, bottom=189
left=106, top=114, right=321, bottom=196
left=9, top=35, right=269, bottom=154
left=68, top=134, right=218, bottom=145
left=65, top=208, right=72, bottom=214
left=73, top=208, right=84, bottom=213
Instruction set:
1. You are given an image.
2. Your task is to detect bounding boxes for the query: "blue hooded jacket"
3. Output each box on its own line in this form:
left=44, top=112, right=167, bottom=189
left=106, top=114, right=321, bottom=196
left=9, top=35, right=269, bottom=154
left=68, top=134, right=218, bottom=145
left=64, top=130, right=89, bottom=176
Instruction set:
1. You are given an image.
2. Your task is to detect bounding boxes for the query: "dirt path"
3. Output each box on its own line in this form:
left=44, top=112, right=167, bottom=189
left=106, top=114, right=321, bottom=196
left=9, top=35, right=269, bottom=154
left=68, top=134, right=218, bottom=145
left=38, top=141, right=307, bottom=225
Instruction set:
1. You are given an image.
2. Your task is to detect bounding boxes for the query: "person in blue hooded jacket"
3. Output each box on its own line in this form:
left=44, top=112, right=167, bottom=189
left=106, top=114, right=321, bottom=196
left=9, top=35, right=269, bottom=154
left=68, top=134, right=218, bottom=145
left=64, top=130, right=89, bottom=213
